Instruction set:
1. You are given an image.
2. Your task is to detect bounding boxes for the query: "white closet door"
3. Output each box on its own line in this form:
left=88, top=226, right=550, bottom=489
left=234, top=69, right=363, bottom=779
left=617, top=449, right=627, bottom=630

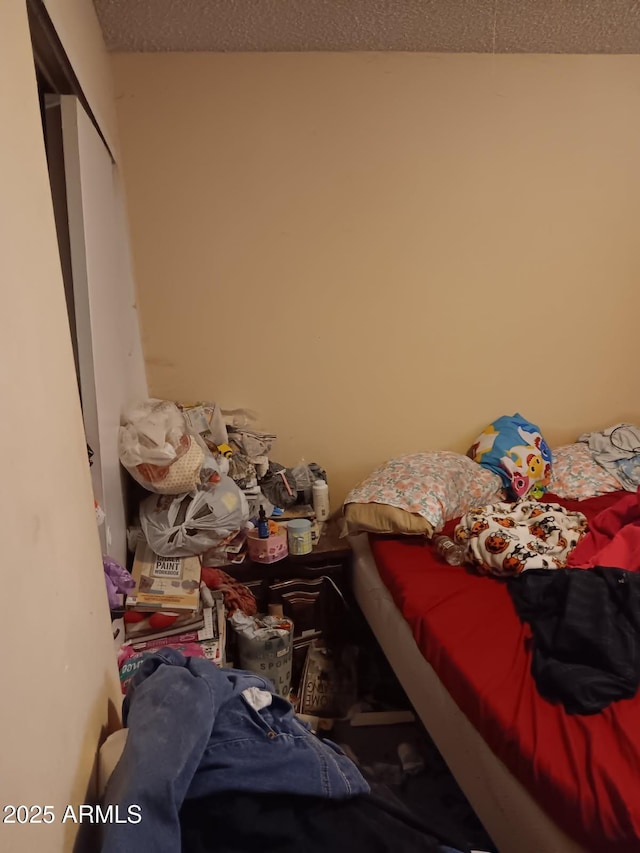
left=61, top=95, right=147, bottom=565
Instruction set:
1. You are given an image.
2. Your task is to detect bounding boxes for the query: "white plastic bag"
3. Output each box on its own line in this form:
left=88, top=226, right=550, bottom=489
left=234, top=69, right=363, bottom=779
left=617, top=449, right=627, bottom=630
left=120, top=399, right=186, bottom=467
left=119, top=399, right=204, bottom=493
left=200, top=452, right=230, bottom=483
left=139, top=476, right=249, bottom=557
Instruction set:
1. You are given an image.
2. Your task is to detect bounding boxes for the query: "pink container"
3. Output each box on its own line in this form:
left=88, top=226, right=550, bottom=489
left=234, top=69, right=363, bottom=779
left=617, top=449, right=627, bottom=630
left=246, top=528, right=288, bottom=564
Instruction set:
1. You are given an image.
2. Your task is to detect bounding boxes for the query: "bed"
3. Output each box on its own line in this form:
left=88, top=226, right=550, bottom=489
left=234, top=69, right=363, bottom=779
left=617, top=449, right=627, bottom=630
left=348, top=490, right=640, bottom=853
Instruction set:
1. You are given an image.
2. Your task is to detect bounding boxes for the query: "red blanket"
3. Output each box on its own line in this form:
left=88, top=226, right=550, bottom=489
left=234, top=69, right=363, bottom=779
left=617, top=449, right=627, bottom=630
left=369, top=492, right=640, bottom=853
left=568, top=488, right=640, bottom=571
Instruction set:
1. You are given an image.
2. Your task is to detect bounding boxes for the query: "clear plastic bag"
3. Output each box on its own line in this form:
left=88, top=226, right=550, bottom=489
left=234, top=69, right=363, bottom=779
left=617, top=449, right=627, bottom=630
left=139, top=476, right=249, bottom=557
left=292, top=459, right=314, bottom=504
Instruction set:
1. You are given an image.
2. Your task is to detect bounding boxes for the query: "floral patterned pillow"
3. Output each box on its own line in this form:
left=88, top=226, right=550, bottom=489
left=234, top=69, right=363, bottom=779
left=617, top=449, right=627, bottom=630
left=343, top=451, right=504, bottom=534
left=548, top=443, right=621, bottom=501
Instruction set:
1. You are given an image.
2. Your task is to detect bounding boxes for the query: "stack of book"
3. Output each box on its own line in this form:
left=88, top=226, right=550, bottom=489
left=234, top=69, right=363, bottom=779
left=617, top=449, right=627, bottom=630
left=126, top=542, right=201, bottom=613
left=124, top=542, right=226, bottom=665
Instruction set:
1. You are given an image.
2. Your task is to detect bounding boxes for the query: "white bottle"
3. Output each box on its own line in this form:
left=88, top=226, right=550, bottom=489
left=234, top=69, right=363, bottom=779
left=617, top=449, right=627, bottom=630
left=312, top=479, right=330, bottom=522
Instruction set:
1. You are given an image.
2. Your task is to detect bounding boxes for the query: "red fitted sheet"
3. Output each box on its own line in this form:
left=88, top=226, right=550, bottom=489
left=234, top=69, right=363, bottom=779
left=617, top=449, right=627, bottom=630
left=369, top=492, right=640, bottom=853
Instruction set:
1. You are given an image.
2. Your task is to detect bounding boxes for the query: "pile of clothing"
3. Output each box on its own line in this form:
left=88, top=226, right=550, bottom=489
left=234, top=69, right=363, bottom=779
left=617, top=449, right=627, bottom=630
left=101, top=649, right=474, bottom=853
left=508, top=488, right=640, bottom=714
left=578, top=424, right=640, bottom=492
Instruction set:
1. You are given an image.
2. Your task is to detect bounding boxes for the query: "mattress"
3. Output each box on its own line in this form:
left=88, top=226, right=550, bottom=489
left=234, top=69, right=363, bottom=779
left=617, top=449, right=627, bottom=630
left=356, top=491, right=640, bottom=853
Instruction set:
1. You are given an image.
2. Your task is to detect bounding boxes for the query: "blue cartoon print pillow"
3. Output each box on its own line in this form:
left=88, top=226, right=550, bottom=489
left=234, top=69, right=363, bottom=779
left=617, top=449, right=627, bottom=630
left=467, top=413, right=552, bottom=500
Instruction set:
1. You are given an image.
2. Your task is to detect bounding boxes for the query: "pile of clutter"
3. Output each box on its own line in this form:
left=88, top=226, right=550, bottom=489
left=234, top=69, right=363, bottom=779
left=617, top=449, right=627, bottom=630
left=120, top=398, right=329, bottom=566
left=108, top=397, right=330, bottom=695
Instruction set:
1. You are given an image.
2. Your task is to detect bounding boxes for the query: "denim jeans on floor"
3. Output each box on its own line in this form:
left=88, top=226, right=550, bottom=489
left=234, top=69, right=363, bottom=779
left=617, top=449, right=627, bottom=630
left=101, top=649, right=368, bottom=853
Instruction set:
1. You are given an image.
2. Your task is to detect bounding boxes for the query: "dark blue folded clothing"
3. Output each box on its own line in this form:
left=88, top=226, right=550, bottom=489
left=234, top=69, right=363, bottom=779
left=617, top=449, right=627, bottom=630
left=508, top=566, right=640, bottom=714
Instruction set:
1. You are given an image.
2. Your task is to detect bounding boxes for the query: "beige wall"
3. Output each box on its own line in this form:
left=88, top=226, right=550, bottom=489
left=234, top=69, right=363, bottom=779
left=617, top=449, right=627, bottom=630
left=113, top=52, right=640, bottom=505
left=0, top=2, right=120, bottom=850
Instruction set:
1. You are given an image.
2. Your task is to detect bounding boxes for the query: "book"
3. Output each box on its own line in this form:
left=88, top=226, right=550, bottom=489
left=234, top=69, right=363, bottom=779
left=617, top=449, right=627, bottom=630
left=126, top=543, right=201, bottom=613
left=124, top=609, right=205, bottom=643
left=131, top=596, right=227, bottom=666
left=131, top=596, right=223, bottom=649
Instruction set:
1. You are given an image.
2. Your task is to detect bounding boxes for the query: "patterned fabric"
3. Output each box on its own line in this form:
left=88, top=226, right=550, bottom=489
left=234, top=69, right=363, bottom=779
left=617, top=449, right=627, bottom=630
left=344, top=452, right=504, bottom=533
left=135, top=435, right=204, bottom=495
left=549, top=443, right=621, bottom=501
left=467, top=413, right=552, bottom=500
left=455, top=501, right=588, bottom=577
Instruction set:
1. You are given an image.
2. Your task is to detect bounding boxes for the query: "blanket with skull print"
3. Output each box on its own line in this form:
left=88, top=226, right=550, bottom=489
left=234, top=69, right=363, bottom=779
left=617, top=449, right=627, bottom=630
left=454, top=501, right=588, bottom=577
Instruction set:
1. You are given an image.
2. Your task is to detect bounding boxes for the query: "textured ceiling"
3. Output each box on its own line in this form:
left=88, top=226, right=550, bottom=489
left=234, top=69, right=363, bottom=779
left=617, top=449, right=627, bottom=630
left=94, top=0, right=640, bottom=53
